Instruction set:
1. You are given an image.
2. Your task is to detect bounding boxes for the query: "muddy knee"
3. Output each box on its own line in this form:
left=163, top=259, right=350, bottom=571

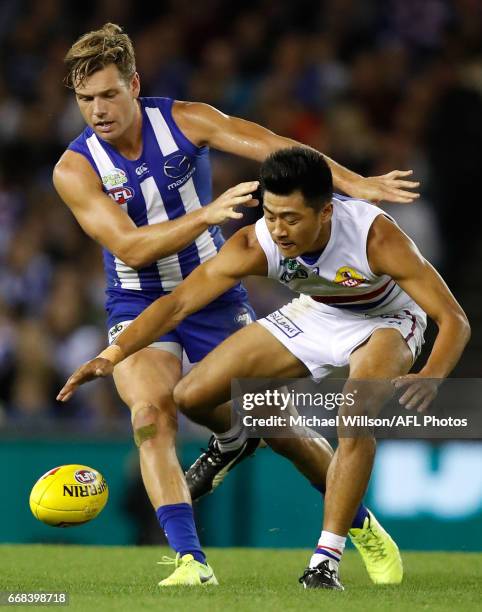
left=131, top=401, right=177, bottom=447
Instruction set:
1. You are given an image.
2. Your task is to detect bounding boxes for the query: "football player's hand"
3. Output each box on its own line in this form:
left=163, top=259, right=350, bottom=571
left=56, top=358, right=114, bottom=402
left=204, top=181, right=259, bottom=225
left=348, top=170, right=420, bottom=204
left=392, top=374, right=440, bottom=412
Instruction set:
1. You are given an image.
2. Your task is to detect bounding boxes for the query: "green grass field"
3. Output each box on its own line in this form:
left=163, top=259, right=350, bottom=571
left=1, top=546, right=481, bottom=612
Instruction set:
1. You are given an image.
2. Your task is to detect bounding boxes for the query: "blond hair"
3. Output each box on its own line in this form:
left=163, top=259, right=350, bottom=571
left=64, top=23, right=136, bottom=89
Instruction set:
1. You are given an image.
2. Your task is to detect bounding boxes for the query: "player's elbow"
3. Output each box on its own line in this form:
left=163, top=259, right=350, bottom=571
left=457, top=311, right=471, bottom=345
left=170, top=291, right=192, bottom=323
left=442, top=308, right=471, bottom=345
left=120, top=244, right=173, bottom=269
left=115, top=244, right=150, bottom=270
left=168, top=301, right=187, bottom=329
left=122, top=252, right=146, bottom=270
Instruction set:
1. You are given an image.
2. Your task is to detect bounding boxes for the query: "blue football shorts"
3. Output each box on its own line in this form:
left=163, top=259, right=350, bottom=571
left=105, top=287, right=256, bottom=363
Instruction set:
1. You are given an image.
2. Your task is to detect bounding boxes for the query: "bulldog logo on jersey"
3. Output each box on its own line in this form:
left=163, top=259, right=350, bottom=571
left=101, top=168, right=128, bottom=190
left=334, top=266, right=367, bottom=287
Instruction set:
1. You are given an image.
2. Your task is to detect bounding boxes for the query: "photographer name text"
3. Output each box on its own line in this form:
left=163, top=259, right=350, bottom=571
left=242, top=414, right=468, bottom=428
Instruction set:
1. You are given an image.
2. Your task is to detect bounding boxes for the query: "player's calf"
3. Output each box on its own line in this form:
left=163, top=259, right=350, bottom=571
left=266, top=436, right=333, bottom=485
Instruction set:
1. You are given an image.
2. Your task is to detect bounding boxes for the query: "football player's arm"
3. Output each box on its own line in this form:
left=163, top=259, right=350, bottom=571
left=53, top=150, right=258, bottom=269
left=112, top=225, right=266, bottom=359
left=368, top=216, right=470, bottom=402
left=173, top=101, right=420, bottom=204
left=57, top=226, right=267, bottom=401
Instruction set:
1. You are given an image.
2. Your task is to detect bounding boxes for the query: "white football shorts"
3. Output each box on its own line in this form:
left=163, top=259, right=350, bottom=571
left=257, top=293, right=427, bottom=379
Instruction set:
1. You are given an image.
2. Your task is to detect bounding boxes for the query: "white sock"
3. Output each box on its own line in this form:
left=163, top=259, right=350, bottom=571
left=309, top=530, right=346, bottom=568
left=214, top=415, right=247, bottom=453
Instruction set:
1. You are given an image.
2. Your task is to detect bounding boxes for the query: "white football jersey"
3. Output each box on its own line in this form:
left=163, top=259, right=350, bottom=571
left=255, top=196, right=413, bottom=315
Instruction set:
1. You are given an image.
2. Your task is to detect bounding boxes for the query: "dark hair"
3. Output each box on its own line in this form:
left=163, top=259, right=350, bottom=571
left=64, top=23, right=136, bottom=89
left=260, top=147, right=333, bottom=210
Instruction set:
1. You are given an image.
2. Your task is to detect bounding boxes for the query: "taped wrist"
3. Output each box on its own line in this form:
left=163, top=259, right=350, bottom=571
left=97, top=344, right=124, bottom=365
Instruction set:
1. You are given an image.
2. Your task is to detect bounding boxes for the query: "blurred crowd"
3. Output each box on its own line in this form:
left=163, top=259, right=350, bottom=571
left=0, top=0, right=481, bottom=428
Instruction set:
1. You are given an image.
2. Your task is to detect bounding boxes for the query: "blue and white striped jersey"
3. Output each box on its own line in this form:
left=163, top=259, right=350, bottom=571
left=68, top=97, right=243, bottom=300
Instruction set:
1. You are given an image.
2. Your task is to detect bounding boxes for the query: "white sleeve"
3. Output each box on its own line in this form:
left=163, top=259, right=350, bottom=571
left=254, top=218, right=280, bottom=279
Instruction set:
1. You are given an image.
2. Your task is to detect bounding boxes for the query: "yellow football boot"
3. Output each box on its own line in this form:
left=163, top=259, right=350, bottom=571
left=158, top=553, right=218, bottom=587
left=349, top=511, right=403, bottom=584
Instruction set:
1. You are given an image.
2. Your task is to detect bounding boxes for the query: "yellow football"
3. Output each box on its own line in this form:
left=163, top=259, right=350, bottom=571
left=29, top=464, right=108, bottom=527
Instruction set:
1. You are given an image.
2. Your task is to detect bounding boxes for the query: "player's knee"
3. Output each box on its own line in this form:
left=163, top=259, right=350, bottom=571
left=338, top=435, right=376, bottom=457
left=131, top=401, right=177, bottom=447
left=173, top=378, right=201, bottom=415
left=343, top=380, right=394, bottom=415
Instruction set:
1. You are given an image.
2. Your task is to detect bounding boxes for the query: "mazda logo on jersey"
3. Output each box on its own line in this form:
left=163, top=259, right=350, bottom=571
left=108, top=186, right=135, bottom=205
left=164, top=154, right=191, bottom=178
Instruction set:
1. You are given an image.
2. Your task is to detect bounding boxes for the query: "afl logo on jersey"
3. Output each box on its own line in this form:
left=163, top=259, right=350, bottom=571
left=108, top=186, right=135, bottom=205
left=164, top=154, right=191, bottom=178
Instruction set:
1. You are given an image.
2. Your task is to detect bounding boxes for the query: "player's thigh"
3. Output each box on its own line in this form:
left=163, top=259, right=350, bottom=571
left=175, top=322, right=309, bottom=409
left=349, top=327, right=413, bottom=379
left=113, top=347, right=182, bottom=412
left=345, top=328, right=413, bottom=416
